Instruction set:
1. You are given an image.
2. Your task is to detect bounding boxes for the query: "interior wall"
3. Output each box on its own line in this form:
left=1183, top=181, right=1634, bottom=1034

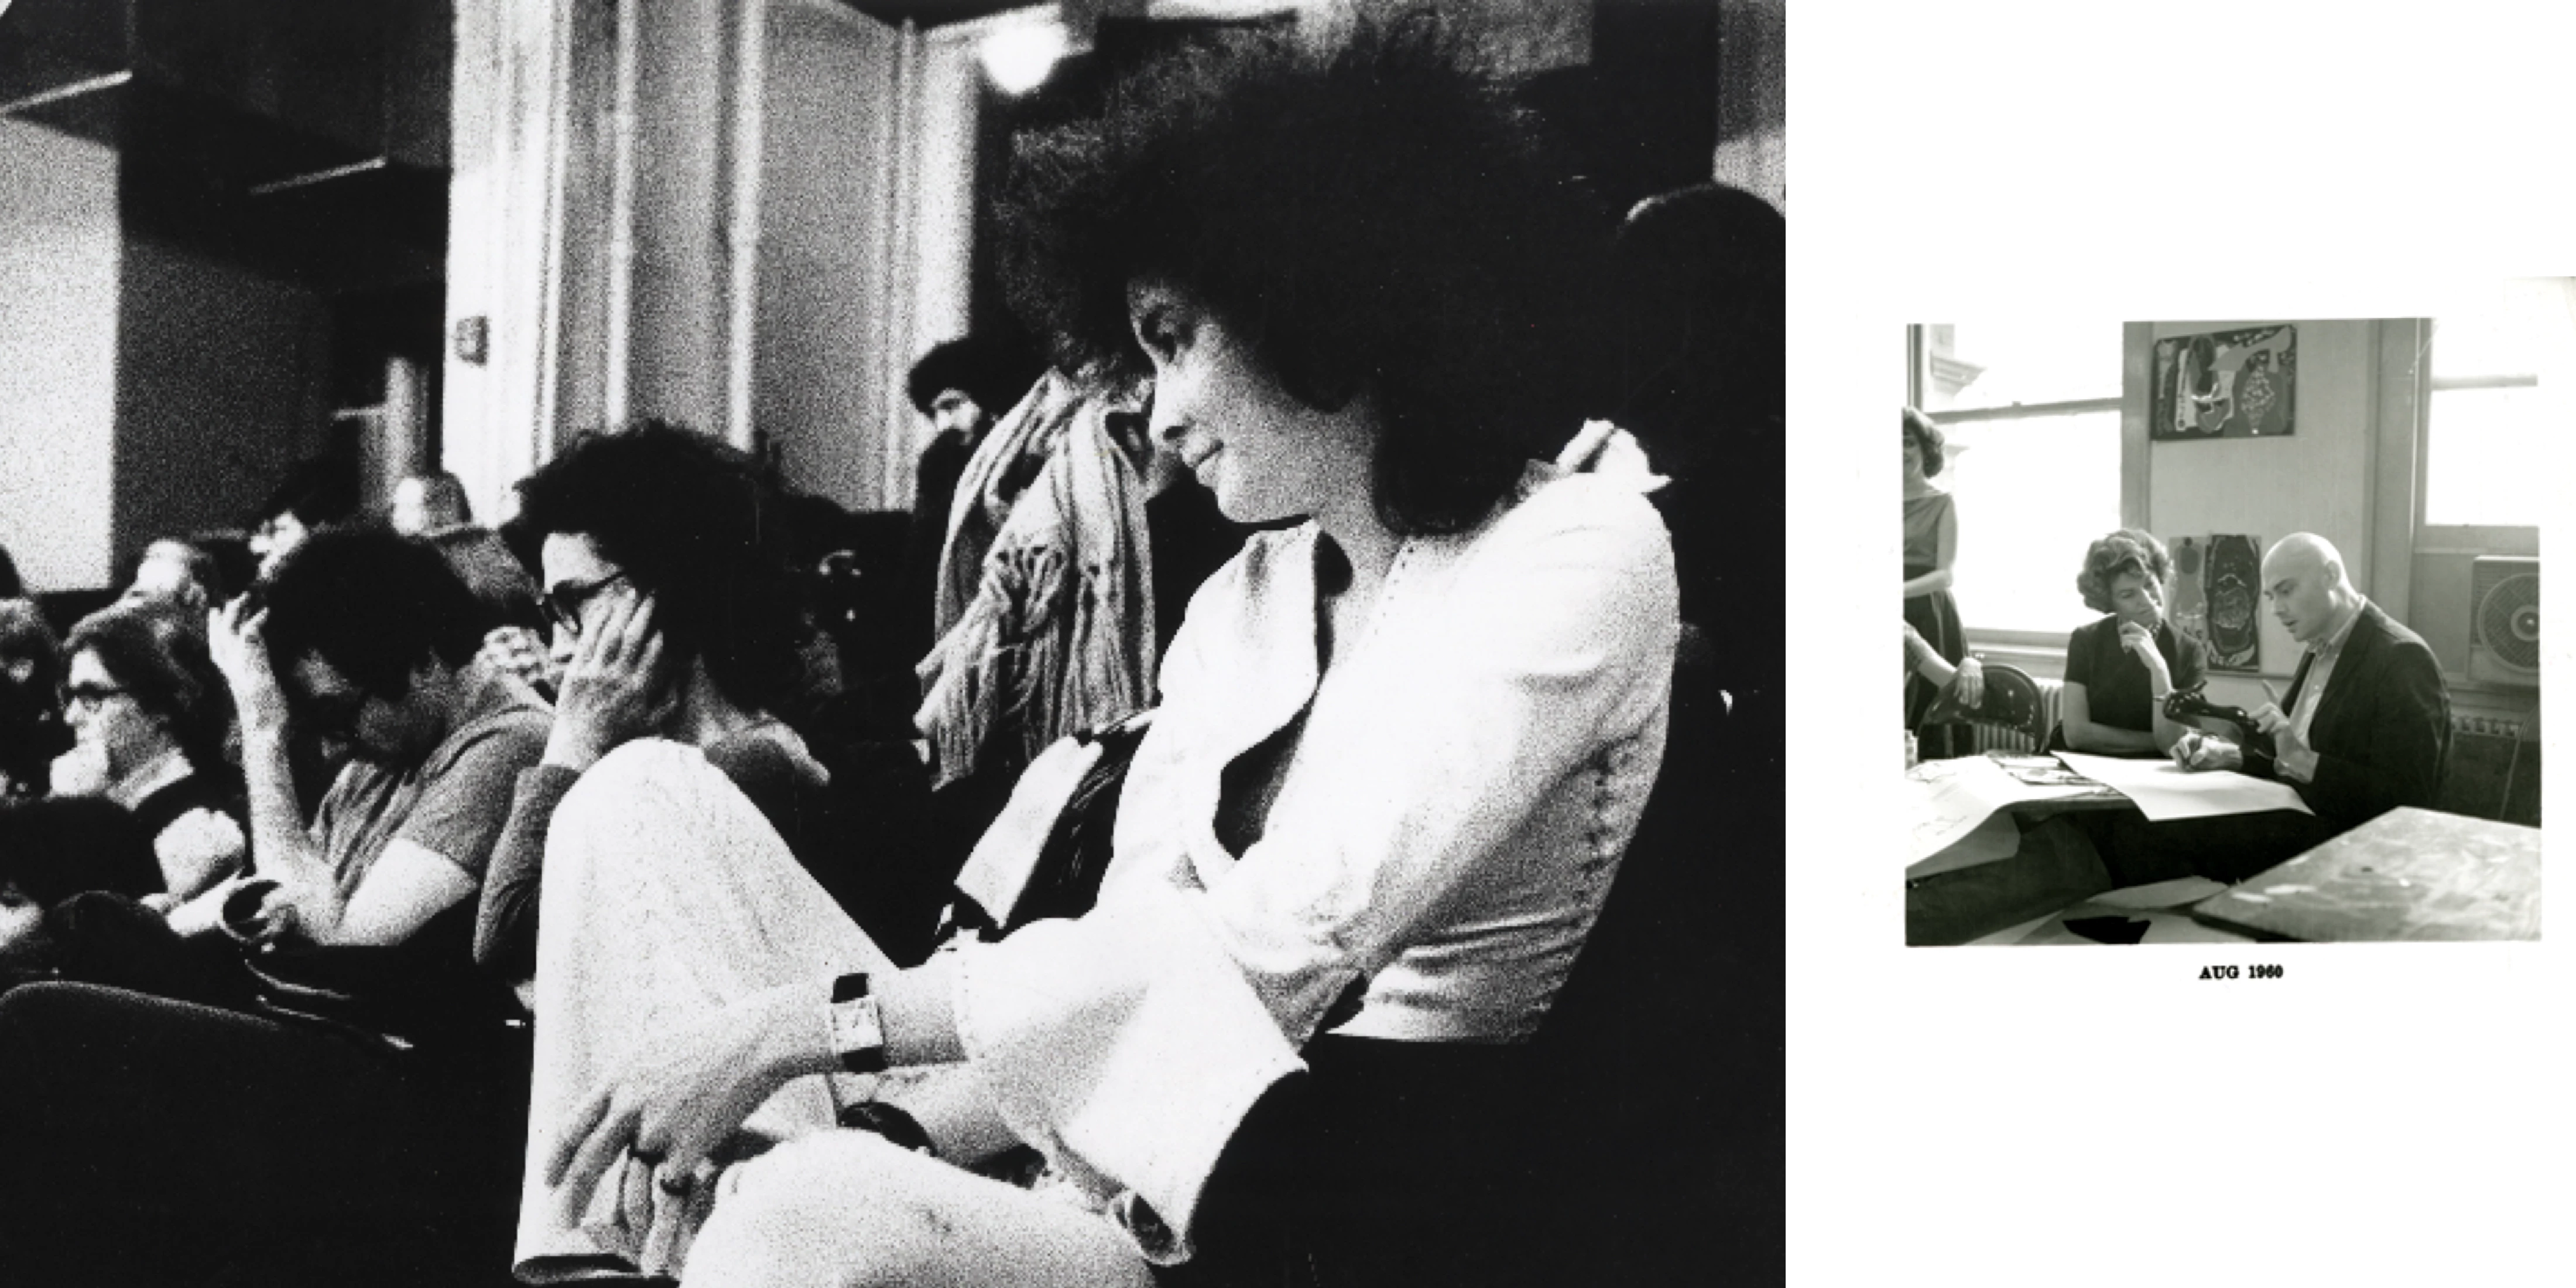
left=2142, top=318, right=2377, bottom=688
left=112, top=238, right=333, bottom=566
left=0, top=119, right=121, bottom=592
left=756, top=0, right=900, bottom=511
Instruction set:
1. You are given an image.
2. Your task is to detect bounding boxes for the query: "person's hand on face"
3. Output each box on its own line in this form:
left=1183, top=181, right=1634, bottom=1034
left=543, top=585, right=677, bottom=773
left=2118, top=619, right=2173, bottom=687
left=207, top=600, right=291, bottom=739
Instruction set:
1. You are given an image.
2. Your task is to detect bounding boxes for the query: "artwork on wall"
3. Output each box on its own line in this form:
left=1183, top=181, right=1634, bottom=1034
left=2186, top=533, right=2263, bottom=673
left=2150, top=325, right=2297, bottom=440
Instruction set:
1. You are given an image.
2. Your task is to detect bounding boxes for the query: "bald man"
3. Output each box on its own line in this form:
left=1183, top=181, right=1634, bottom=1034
left=2111, top=533, right=2450, bottom=884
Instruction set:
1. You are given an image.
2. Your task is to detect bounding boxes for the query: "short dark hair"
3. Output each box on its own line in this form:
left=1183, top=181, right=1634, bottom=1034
left=260, top=526, right=487, bottom=699
left=905, top=336, right=1041, bottom=421
left=999, top=15, right=1606, bottom=536
left=63, top=608, right=233, bottom=769
left=2077, top=529, right=2174, bottom=614
left=513, top=423, right=807, bottom=712
left=1902, top=406, right=1946, bottom=478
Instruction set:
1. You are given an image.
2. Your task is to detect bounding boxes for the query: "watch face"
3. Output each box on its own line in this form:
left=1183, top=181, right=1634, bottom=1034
left=830, top=990, right=888, bottom=1075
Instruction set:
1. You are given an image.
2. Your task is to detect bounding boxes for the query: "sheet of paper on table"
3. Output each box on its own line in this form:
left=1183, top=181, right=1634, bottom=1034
left=2051, top=751, right=2314, bottom=823
left=1904, top=755, right=2098, bottom=869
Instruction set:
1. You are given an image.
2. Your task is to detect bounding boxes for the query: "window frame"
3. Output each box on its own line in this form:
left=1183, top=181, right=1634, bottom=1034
left=1904, top=322, right=2149, bottom=657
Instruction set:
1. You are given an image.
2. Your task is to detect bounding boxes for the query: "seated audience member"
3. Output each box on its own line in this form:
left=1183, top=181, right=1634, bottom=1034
left=0, top=600, right=71, bottom=801
left=118, top=537, right=225, bottom=618
left=2059, top=529, right=2204, bottom=756
left=247, top=455, right=361, bottom=581
left=475, top=423, right=842, bottom=995
left=0, top=527, right=552, bottom=1287
left=2105, top=532, right=2449, bottom=884
left=525, top=20, right=1668, bottom=1288
left=52, top=608, right=246, bottom=903
left=187, top=525, right=552, bottom=948
left=392, top=469, right=476, bottom=537
left=899, top=336, right=1044, bottom=656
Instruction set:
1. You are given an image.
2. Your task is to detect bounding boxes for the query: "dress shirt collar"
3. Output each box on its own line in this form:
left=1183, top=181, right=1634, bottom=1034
left=2308, top=594, right=2366, bottom=659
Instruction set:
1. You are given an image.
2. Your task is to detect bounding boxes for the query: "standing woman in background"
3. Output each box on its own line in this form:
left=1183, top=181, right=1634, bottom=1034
left=1903, top=406, right=1978, bottom=756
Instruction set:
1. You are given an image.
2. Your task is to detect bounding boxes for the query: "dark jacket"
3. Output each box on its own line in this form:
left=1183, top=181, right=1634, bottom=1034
left=2248, top=601, right=2450, bottom=831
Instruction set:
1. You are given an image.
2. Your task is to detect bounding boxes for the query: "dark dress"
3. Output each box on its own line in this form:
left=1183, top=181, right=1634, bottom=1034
left=2061, top=615, right=2207, bottom=753
left=1902, top=491, right=1968, bottom=758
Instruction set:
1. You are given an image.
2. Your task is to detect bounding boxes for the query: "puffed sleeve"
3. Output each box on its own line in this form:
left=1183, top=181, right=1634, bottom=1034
left=1188, top=479, right=1678, bottom=1037
left=946, top=477, right=1677, bottom=1258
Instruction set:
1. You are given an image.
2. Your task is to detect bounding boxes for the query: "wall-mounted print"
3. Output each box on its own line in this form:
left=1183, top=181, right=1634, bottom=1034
left=2151, top=325, right=2297, bottom=440
left=2199, top=533, right=2263, bottom=672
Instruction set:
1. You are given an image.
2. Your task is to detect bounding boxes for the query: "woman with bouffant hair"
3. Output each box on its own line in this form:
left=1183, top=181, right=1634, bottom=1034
left=1903, top=406, right=1977, bottom=756
left=2060, top=528, right=2204, bottom=755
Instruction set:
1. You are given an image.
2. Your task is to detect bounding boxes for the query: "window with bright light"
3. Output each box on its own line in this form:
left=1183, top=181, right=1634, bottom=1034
left=2424, top=285, right=2551, bottom=530
left=1912, top=322, right=2125, bottom=637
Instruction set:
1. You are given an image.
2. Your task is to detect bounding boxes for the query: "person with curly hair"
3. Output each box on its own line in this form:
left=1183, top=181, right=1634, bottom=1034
left=1903, top=405, right=1978, bottom=756
left=472, top=422, right=857, bottom=991
left=527, top=17, right=1670, bottom=1288
left=2059, top=529, right=2205, bottom=755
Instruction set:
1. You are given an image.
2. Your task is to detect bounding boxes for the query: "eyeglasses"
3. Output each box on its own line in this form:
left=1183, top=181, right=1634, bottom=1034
left=60, top=684, right=131, bottom=711
left=543, top=571, right=631, bottom=639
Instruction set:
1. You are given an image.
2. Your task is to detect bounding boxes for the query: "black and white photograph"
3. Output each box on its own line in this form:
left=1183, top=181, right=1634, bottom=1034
left=1, top=1, right=1780, bottom=1285
left=1865, top=277, right=2576, bottom=989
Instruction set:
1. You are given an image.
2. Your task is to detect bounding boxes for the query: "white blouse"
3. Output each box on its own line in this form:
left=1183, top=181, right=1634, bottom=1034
left=948, top=470, right=1677, bottom=1259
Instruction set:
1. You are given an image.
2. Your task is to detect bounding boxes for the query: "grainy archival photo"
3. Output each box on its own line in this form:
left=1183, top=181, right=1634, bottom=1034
left=0, top=1, right=1782, bottom=1285
left=1900, top=287, right=2551, bottom=947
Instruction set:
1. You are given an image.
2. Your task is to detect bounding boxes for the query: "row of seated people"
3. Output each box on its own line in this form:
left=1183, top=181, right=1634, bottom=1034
left=0, top=16, right=1762, bottom=1287
left=1906, top=525, right=2449, bottom=887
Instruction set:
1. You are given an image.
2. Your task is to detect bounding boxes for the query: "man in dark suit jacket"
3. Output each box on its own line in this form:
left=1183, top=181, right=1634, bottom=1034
left=2113, top=533, right=2450, bottom=884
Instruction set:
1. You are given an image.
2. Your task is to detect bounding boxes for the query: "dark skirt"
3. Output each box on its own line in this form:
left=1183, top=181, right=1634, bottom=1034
left=1904, top=570, right=1970, bottom=759
left=1159, top=1034, right=1564, bottom=1288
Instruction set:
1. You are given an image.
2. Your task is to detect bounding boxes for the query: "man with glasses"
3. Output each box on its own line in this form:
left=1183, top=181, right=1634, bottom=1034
left=195, top=525, right=551, bottom=948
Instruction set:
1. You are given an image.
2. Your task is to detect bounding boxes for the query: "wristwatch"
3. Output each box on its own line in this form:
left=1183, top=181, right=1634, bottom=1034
left=827, top=972, right=888, bottom=1075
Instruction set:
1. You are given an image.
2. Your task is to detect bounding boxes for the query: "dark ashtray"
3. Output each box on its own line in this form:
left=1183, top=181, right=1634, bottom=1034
left=2064, top=914, right=2150, bottom=946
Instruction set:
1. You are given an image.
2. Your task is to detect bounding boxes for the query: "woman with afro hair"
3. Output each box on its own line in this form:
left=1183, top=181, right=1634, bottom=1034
left=530, top=18, right=1673, bottom=1288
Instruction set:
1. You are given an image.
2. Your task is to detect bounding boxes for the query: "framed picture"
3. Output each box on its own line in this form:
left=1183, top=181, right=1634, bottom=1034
left=2150, top=325, right=2297, bottom=440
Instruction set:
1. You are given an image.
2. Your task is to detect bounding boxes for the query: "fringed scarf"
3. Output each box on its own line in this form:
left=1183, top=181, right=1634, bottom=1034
left=916, top=385, right=1156, bottom=790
